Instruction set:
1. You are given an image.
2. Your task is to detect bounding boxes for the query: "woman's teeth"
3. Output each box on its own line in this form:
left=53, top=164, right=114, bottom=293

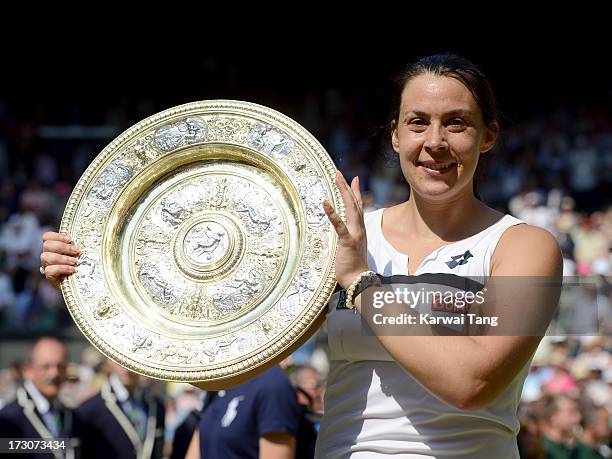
left=419, top=162, right=456, bottom=171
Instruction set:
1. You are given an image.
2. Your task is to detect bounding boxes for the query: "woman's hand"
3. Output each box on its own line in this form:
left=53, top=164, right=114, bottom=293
left=40, top=232, right=80, bottom=290
left=322, top=171, right=369, bottom=289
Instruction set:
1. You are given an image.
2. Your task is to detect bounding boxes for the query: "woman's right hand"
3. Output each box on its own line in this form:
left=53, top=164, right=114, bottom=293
left=40, top=232, right=81, bottom=290
left=322, top=171, right=370, bottom=289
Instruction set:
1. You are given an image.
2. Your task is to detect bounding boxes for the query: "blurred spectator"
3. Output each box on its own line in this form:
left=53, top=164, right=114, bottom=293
left=542, top=353, right=578, bottom=396
left=0, top=337, right=79, bottom=458
left=573, top=338, right=612, bottom=381
left=556, top=197, right=579, bottom=234
left=513, top=191, right=558, bottom=234
left=0, top=369, right=14, bottom=410
left=518, top=403, right=545, bottom=459
left=76, top=360, right=165, bottom=459
left=536, top=394, right=582, bottom=458
left=290, top=365, right=323, bottom=416
left=289, top=365, right=323, bottom=459
left=187, top=365, right=300, bottom=459
left=573, top=400, right=611, bottom=459
left=573, top=216, right=609, bottom=276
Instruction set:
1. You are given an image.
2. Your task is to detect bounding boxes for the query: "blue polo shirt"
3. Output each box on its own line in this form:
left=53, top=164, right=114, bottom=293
left=199, top=365, right=300, bottom=459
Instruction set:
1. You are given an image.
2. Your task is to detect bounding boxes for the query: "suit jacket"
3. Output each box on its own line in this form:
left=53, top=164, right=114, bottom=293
left=75, top=381, right=164, bottom=459
left=0, top=386, right=80, bottom=459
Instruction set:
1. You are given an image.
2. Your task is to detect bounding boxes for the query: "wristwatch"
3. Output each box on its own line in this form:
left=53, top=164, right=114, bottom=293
left=345, top=270, right=381, bottom=309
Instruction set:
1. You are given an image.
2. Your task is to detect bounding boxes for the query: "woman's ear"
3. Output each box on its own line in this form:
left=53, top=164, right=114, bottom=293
left=391, top=120, right=400, bottom=154
left=480, top=120, right=500, bottom=154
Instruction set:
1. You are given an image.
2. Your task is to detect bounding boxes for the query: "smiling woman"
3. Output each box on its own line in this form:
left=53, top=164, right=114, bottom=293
left=317, top=54, right=562, bottom=458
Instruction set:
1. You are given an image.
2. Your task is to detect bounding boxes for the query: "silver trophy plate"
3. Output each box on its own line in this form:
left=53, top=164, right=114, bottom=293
left=60, top=100, right=342, bottom=388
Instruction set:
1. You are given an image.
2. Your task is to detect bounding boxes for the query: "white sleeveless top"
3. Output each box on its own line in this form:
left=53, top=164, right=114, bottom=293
left=315, top=209, right=527, bottom=459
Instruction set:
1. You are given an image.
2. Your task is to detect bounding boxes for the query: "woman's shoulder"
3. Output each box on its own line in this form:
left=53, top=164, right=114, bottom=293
left=497, top=222, right=559, bottom=249
left=491, top=222, right=562, bottom=276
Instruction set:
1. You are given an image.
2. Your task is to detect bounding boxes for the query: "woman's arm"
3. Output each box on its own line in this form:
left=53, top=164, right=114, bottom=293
left=184, top=430, right=199, bottom=459
left=259, top=432, right=295, bottom=459
left=356, top=224, right=562, bottom=410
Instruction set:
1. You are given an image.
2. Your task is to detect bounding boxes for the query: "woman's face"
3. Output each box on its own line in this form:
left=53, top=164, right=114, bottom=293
left=392, top=73, right=498, bottom=201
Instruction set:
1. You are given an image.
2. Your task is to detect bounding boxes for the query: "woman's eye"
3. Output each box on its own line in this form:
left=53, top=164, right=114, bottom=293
left=409, top=118, right=427, bottom=127
left=447, top=118, right=466, bottom=127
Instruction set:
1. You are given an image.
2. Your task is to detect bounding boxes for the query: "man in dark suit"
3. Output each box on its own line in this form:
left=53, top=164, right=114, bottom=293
left=0, top=336, right=80, bottom=459
left=76, top=360, right=164, bottom=459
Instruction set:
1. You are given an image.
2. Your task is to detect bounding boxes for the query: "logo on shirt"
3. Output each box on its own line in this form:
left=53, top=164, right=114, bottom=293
left=221, top=396, right=245, bottom=427
left=445, top=250, right=474, bottom=269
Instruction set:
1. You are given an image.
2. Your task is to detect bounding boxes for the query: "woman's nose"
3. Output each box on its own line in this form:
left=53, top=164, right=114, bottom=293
left=424, top=124, right=448, bottom=152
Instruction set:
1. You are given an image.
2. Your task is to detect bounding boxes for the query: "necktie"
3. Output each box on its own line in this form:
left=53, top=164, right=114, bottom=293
left=42, top=407, right=61, bottom=437
left=122, top=398, right=147, bottom=441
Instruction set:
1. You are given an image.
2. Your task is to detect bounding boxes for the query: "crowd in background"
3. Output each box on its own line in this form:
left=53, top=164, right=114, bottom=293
left=0, top=91, right=611, bottom=458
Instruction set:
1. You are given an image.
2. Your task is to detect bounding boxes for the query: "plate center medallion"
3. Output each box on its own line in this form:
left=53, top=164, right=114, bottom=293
left=175, top=213, right=244, bottom=281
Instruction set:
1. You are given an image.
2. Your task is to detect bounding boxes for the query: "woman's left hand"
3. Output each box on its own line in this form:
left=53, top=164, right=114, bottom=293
left=323, top=171, right=370, bottom=289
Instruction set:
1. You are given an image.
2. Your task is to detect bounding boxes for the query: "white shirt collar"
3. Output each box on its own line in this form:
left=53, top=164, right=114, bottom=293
left=23, top=379, right=51, bottom=415
left=108, top=373, right=130, bottom=403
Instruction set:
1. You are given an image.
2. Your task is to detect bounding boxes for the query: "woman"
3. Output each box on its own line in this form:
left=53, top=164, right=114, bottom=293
left=41, top=54, right=562, bottom=458
left=315, top=54, right=562, bottom=458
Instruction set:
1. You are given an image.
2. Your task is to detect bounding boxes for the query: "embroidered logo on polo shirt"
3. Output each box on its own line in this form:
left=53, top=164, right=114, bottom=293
left=445, top=250, right=474, bottom=269
left=221, top=396, right=245, bottom=427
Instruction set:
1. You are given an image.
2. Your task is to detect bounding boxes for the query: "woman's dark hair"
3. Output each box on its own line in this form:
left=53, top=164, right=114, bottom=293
left=389, top=53, right=502, bottom=198
left=390, top=53, right=500, bottom=128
